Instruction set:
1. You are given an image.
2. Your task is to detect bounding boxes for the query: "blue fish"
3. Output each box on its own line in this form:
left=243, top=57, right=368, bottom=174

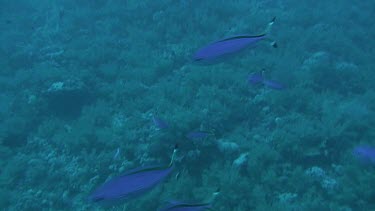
left=247, top=72, right=284, bottom=90
left=186, top=131, right=213, bottom=140
left=159, top=201, right=212, bottom=211
left=192, top=17, right=276, bottom=63
left=152, top=116, right=169, bottom=129
left=353, top=145, right=375, bottom=165
left=160, top=189, right=220, bottom=211
left=262, top=79, right=284, bottom=90
left=89, top=145, right=178, bottom=204
left=247, top=73, right=264, bottom=84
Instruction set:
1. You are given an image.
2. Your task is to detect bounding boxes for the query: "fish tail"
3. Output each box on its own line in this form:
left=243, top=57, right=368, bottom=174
left=169, top=144, right=178, bottom=167
left=263, top=17, right=277, bottom=48
left=264, top=17, right=276, bottom=35
left=208, top=188, right=221, bottom=204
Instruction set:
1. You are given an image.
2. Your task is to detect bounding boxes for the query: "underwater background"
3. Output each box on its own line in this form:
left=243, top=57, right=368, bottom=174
left=1, top=0, right=375, bottom=210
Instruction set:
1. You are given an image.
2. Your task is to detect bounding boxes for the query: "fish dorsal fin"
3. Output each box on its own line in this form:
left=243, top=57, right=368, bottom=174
left=216, top=34, right=266, bottom=43
left=216, top=17, right=275, bottom=43
left=164, top=201, right=211, bottom=209
left=122, top=144, right=178, bottom=177
left=120, top=164, right=168, bottom=177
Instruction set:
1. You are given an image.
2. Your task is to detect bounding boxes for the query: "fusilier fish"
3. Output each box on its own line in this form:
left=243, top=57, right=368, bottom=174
left=192, top=17, right=276, bottom=63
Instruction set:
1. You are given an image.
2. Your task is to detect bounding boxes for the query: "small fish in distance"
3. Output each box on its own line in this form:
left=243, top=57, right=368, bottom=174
left=247, top=72, right=285, bottom=90
left=192, top=17, right=277, bottom=64
left=262, top=79, right=285, bottom=90
left=89, top=145, right=178, bottom=204
left=152, top=116, right=169, bottom=129
left=247, top=73, right=264, bottom=84
left=353, top=145, right=375, bottom=165
left=186, top=130, right=214, bottom=140
left=159, top=201, right=212, bottom=211
left=159, top=188, right=220, bottom=211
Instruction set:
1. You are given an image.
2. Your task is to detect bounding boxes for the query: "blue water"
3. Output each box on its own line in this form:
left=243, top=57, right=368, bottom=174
left=1, top=1, right=374, bottom=210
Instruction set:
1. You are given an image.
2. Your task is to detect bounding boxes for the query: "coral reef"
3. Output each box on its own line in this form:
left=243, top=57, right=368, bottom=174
left=0, top=0, right=374, bottom=210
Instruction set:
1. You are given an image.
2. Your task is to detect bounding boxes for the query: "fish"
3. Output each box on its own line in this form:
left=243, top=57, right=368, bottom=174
left=186, top=131, right=213, bottom=140
left=247, top=72, right=284, bottom=90
left=247, top=73, right=264, bottom=84
left=152, top=116, right=169, bottom=129
left=262, top=79, right=285, bottom=90
left=353, top=145, right=375, bottom=165
left=89, top=145, right=178, bottom=204
left=159, top=201, right=213, bottom=211
left=159, top=189, right=220, bottom=211
left=192, top=17, right=276, bottom=63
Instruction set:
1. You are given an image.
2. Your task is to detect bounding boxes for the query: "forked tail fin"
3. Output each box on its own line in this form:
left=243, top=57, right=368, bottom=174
left=169, top=144, right=178, bottom=167
left=263, top=17, right=277, bottom=48
left=264, top=17, right=276, bottom=34
left=208, top=188, right=221, bottom=204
